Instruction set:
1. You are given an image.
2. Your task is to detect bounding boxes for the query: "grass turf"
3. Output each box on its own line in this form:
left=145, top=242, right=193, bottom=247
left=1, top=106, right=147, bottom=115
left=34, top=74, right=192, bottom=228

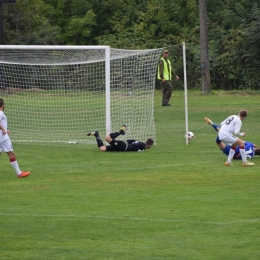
left=1, top=90, right=260, bottom=259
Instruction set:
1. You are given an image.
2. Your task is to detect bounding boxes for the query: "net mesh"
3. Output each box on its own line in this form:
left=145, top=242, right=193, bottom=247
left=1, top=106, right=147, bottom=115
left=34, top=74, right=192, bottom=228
left=0, top=47, right=163, bottom=144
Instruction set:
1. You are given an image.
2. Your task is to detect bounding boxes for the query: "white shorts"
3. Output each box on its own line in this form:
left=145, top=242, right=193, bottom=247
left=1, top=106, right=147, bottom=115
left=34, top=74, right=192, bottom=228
left=0, top=139, right=13, bottom=152
left=218, top=134, right=237, bottom=146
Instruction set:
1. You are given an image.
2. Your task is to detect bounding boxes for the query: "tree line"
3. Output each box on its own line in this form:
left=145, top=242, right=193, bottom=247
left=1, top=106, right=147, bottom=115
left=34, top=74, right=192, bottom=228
left=3, top=0, right=260, bottom=90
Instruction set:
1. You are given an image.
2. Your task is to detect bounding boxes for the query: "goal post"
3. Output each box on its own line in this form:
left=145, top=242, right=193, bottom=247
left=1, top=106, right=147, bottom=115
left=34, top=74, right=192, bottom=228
left=182, top=42, right=189, bottom=145
left=0, top=45, right=163, bottom=144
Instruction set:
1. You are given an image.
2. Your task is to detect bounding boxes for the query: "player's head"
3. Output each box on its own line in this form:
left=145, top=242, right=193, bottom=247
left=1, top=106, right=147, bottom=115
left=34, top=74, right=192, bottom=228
left=239, top=109, right=247, bottom=120
left=0, top=98, right=4, bottom=110
left=254, top=148, right=260, bottom=156
left=145, top=138, right=154, bottom=149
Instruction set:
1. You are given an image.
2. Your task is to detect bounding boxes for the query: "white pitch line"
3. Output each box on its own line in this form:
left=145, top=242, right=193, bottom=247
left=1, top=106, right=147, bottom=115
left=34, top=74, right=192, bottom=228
left=0, top=212, right=259, bottom=225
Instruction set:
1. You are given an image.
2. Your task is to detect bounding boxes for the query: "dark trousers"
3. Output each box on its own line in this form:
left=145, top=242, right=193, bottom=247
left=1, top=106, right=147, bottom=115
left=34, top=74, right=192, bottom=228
left=162, top=81, right=173, bottom=104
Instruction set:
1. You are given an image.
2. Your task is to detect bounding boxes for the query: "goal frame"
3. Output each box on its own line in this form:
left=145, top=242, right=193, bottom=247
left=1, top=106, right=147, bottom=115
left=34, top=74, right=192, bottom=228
left=0, top=44, right=185, bottom=144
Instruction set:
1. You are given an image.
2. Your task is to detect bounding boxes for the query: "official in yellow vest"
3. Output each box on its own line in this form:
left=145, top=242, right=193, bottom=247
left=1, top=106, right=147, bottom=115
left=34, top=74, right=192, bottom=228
left=157, top=50, right=179, bottom=106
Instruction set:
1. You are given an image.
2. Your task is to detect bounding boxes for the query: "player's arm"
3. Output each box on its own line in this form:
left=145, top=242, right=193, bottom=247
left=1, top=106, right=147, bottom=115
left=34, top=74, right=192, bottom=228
left=245, top=142, right=257, bottom=148
left=131, top=141, right=145, bottom=151
left=138, top=142, right=146, bottom=151
left=0, top=124, right=6, bottom=135
left=234, top=120, right=245, bottom=136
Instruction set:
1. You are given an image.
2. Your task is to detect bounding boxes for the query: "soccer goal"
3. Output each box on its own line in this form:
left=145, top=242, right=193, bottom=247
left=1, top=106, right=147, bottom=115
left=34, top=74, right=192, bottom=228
left=0, top=45, right=163, bottom=144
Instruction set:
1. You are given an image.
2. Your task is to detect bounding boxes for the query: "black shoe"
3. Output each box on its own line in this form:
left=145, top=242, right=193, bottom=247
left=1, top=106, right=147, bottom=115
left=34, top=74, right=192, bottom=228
left=162, top=103, right=171, bottom=106
left=120, top=124, right=126, bottom=135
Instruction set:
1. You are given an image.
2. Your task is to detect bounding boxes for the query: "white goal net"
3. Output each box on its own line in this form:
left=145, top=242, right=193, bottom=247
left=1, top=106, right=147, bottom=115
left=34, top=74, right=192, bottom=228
left=0, top=46, right=163, bottom=144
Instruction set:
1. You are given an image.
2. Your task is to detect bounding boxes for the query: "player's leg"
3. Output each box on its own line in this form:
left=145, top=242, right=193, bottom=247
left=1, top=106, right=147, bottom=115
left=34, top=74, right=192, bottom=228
left=233, top=138, right=254, bottom=166
left=87, top=131, right=105, bottom=149
left=215, top=136, right=226, bottom=150
left=105, top=134, right=113, bottom=144
left=6, top=151, right=21, bottom=174
left=6, top=151, right=30, bottom=178
left=1, top=139, right=30, bottom=177
left=87, top=128, right=124, bottom=151
left=109, top=125, right=126, bottom=139
left=221, top=135, right=237, bottom=166
left=204, top=117, right=220, bottom=132
left=225, top=146, right=236, bottom=166
left=99, top=146, right=107, bottom=152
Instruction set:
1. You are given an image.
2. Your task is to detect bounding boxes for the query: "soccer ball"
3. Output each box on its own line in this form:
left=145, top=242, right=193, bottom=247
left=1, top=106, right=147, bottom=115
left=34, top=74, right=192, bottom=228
left=185, top=131, right=194, bottom=140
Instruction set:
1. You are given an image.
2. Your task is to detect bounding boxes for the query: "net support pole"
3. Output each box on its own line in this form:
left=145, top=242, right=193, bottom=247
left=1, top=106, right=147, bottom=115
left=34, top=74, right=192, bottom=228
left=182, top=42, right=189, bottom=145
left=105, top=46, right=111, bottom=135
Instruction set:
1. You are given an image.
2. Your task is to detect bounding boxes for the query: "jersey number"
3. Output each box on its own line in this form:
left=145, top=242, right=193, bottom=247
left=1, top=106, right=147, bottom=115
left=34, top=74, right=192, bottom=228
left=225, top=117, right=234, bottom=125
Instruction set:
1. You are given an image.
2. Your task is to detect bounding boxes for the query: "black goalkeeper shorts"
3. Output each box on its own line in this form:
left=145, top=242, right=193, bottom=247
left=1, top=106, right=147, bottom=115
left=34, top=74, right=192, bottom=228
left=105, top=140, right=127, bottom=151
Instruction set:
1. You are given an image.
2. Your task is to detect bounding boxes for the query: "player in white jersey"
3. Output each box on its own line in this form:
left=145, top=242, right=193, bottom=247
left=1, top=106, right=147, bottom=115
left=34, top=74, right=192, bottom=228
left=217, top=110, right=254, bottom=167
left=204, top=117, right=260, bottom=159
left=0, top=98, right=30, bottom=178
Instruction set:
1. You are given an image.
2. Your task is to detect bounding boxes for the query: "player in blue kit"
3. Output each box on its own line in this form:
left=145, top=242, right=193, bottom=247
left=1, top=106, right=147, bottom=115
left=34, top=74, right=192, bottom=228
left=204, top=117, right=260, bottom=159
left=220, top=141, right=257, bottom=159
left=87, top=125, right=154, bottom=152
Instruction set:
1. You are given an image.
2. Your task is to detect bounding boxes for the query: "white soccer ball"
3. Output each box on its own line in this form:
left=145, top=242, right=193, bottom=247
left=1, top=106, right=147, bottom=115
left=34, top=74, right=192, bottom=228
left=185, top=131, right=194, bottom=140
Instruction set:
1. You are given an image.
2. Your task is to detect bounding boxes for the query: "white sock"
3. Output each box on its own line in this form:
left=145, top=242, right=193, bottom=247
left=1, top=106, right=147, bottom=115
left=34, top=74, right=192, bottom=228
left=227, top=148, right=235, bottom=163
left=10, top=158, right=22, bottom=175
left=240, top=147, right=247, bottom=163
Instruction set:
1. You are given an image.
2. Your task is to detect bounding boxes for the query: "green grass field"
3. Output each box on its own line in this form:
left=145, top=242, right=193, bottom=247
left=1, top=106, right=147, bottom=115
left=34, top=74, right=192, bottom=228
left=1, top=90, right=260, bottom=260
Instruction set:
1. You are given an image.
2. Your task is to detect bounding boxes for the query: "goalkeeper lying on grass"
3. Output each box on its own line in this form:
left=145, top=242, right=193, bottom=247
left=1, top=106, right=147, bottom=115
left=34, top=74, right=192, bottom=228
left=87, top=125, right=154, bottom=152
left=204, top=117, right=260, bottom=159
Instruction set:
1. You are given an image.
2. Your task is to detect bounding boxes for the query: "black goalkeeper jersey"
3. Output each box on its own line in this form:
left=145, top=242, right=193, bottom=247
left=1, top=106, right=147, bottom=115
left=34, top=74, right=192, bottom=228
left=125, top=139, right=146, bottom=152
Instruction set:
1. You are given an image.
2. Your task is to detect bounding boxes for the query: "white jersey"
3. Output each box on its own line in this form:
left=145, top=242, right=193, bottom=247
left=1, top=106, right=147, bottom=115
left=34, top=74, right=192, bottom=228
left=219, top=115, right=242, bottom=140
left=0, top=110, right=9, bottom=143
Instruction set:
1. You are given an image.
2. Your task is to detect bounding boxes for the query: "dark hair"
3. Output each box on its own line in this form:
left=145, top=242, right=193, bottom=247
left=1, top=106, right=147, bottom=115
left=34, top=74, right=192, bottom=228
left=0, top=98, right=4, bottom=108
left=239, top=109, right=247, bottom=118
left=146, top=138, right=154, bottom=146
left=254, top=148, right=260, bottom=156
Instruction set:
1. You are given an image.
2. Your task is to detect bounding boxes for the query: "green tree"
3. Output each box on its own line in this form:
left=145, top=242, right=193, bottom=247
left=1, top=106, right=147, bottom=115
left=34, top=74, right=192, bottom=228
left=4, top=0, right=59, bottom=44
left=43, top=0, right=96, bottom=44
left=96, top=0, right=199, bottom=49
left=207, top=0, right=260, bottom=90
left=244, top=3, right=260, bottom=89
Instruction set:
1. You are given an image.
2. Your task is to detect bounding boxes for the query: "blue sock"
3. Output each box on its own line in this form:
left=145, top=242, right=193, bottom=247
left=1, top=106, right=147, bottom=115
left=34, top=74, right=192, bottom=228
left=215, top=136, right=221, bottom=144
left=212, top=123, right=220, bottom=132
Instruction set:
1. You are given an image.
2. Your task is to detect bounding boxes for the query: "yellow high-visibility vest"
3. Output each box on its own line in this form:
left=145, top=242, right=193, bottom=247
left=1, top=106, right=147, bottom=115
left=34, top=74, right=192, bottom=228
left=157, top=58, right=172, bottom=80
